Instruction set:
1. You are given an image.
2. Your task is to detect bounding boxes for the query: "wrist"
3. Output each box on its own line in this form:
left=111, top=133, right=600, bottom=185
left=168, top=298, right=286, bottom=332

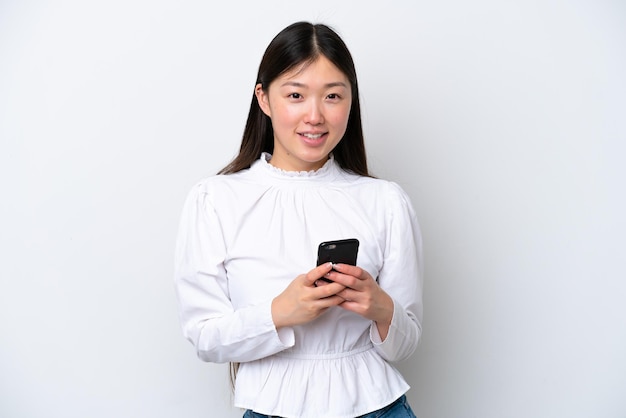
left=271, top=297, right=282, bottom=329
left=271, top=297, right=289, bottom=329
left=374, top=293, right=394, bottom=339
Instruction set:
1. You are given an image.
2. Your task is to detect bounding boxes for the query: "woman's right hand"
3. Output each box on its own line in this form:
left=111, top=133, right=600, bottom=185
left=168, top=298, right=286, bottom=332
left=271, top=262, right=347, bottom=329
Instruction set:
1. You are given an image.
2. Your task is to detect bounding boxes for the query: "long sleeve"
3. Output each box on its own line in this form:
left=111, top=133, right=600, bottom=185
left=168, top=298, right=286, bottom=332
left=174, top=182, right=294, bottom=363
left=175, top=158, right=423, bottom=417
left=370, top=182, right=423, bottom=362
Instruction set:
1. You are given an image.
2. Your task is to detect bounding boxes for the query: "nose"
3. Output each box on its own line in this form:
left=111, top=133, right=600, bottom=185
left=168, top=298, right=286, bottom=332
left=304, top=100, right=324, bottom=125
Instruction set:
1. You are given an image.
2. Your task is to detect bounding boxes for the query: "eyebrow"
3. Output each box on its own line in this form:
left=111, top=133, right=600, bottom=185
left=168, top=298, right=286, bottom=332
left=280, top=81, right=348, bottom=89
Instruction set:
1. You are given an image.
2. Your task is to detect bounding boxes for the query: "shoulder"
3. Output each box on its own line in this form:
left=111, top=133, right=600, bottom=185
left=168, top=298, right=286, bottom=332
left=194, top=168, right=254, bottom=191
left=336, top=171, right=417, bottom=219
left=341, top=171, right=412, bottom=200
left=184, top=169, right=255, bottom=206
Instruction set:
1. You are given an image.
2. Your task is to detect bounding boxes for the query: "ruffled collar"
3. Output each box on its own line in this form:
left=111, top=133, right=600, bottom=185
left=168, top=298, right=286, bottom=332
left=253, top=152, right=338, bottom=179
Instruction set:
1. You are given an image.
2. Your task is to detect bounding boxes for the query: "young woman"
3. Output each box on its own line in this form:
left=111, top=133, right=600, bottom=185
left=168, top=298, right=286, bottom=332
left=175, top=22, right=423, bottom=418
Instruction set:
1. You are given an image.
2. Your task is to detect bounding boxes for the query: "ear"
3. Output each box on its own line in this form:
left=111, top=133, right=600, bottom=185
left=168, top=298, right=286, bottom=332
left=255, top=84, right=271, bottom=117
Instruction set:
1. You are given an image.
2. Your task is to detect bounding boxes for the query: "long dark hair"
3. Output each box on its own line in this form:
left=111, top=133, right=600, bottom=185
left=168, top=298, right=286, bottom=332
left=218, top=21, right=369, bottom=176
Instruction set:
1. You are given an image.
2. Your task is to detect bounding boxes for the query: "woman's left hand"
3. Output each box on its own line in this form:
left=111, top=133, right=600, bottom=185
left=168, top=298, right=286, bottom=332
left=317, top=264, right=394, bottom=340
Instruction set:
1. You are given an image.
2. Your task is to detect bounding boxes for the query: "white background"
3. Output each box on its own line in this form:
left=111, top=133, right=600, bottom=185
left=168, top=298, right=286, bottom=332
left=1, top=1, right=625, bottom=417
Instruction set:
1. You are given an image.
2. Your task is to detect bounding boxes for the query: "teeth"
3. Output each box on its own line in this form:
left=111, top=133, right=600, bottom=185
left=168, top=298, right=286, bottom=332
left=303, top=133, right=323, bottom=139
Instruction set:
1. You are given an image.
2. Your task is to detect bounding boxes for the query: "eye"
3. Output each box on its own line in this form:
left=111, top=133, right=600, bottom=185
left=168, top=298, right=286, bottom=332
left=327, top=93, right=341, bottom=100
left=288, top=93, right=302, bottom=99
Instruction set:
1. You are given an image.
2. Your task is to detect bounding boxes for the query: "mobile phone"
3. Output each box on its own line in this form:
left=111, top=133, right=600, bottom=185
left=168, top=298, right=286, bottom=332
left=316, top=239, right=359, bottom=282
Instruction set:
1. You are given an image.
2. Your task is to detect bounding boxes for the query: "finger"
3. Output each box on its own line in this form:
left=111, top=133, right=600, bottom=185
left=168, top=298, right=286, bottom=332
left=302, top=262, right=334, bottom=286
left=315, top=294, right=345, bottom=308
left=314, top=279, right=331, bottom=287
left=334, top=264, right=377, bottom=284
left=312, top=281, right=346, bottom=299
left=325, top=270, right=361, bottom=290
left=331, top=263, right=364, bottom=279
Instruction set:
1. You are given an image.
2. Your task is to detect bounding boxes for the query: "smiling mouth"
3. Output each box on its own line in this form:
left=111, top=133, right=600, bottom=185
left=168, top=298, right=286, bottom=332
left=300, top=133, right=326, bottom=139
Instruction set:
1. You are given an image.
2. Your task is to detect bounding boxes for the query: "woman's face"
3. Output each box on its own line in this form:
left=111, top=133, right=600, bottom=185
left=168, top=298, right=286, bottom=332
left=256, top=55, right=352, bottom=172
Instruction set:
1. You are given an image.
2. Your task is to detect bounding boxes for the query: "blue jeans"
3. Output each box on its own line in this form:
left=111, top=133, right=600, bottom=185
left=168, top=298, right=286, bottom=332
left=243, top=394, right=417, bottom=418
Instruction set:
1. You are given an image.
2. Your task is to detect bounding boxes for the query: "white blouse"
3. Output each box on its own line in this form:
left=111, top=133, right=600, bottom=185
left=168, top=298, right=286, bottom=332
left=175, top=153, right=423, bottom=418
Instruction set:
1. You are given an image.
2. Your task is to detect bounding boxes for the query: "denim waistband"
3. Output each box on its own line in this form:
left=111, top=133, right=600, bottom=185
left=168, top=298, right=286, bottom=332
left=243, top=394, right=408, bottom=418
